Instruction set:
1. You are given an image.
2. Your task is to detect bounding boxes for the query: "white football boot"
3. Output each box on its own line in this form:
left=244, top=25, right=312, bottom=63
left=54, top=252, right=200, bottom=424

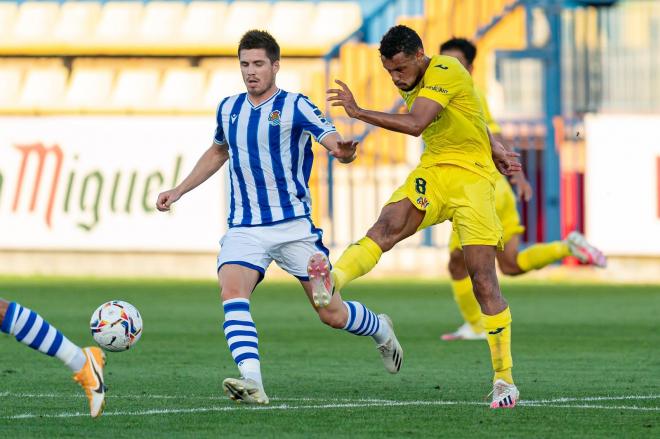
left=441, top=322, right=487, bottom=341
left=307, top=252, right=334, bottom=307
left=222, top=377, right=269, bottom=405
left=376, top=314, right=403, bottom=374
left=489, top=379, right=519, bottom=409
left=566, top=231, right=607, bottom=267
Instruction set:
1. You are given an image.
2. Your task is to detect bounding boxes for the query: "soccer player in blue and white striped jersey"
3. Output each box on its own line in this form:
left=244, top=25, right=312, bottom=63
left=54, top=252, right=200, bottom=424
left=156, top=30, right=403, bottom=405
left=0, top=298, right=108, bottom=417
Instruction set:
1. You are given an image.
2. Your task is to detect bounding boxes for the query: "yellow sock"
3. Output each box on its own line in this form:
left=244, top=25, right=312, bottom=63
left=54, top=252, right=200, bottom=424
left=516, top=241, right=570, bottom=273
left=451, top=277, right=482, bottom=332
left=482, top=307, right=513, bottom=384
left=333, top=236, right=383, bottom=291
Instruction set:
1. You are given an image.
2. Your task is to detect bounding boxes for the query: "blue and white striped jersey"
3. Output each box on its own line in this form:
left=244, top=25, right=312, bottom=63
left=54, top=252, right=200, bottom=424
left=213, top=89, right=336, bottom=227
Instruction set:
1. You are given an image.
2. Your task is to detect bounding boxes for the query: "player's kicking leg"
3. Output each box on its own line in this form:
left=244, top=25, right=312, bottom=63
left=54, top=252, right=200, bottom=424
left=218, top=264, right=269, bottom=405
left=0, top=298, right=106, bottom=417
left=441, top=248, right=486, bottom=341
left=307, top=253, right=403, bottom=373
left=463, top=246, right=519, bottom=409
left=566, top=231, right=607, bottom=267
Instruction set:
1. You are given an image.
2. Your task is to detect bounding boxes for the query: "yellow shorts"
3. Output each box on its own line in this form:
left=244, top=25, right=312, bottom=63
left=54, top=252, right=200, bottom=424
left=387, top=164, right=503, bottom=250
left=448, top=174, right=524, bottom=252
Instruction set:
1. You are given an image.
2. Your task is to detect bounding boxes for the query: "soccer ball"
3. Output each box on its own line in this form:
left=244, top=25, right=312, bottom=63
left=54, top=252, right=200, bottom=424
left=90, top=300, right=143, bottom=352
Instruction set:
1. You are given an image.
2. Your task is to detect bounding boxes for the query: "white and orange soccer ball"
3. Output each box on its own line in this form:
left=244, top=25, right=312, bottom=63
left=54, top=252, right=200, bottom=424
left=90, top=300, right=143, bottom=352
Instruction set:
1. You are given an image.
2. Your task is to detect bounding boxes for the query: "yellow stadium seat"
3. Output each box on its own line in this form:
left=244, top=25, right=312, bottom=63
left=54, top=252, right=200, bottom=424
left=53, top=2, right=101, bottom=43
left=309, top=2, right=362, bottom=48
left=111, top=68, right=161, bottom=110
left=18, top=67, right=69, bottom=109
left=268, top=2, right=316, bottom=48
left=223, top=1, right=272, bottom=46
left=139, top=1, right=186, bottom=42
left=203, top=69, right=246, bottom=108
left=0, top=66, right=23, bottom=108
left=0, top=3, right=18, bottom=40
left=95, top=2, right=144, bottom=43
left=179, top=1, right=228, bottom=42
left=64, top=68, right=115, bottom=110
left=12, top=1, right=59, bottom=41
left=156, top=68, right=207, bottom=109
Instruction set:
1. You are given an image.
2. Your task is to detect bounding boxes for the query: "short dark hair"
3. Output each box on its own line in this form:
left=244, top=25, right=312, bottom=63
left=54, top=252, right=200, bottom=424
left=238, top=30, right=280, bottom=63
left=440, top=37, right=477, bottom=65
left=379, top=25, right=424, bottom=59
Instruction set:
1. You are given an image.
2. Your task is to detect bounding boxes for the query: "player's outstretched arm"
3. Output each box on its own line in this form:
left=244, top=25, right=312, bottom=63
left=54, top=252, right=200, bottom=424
left=327, top=79, right=440, bottom=137
left=320, top=132, right=358, bottom=164
left=156, top=142, right=229, bottom=212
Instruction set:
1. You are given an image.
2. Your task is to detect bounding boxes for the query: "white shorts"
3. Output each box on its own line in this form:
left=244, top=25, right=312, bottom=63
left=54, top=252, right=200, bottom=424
left=216, top=217, right=330, bottom=282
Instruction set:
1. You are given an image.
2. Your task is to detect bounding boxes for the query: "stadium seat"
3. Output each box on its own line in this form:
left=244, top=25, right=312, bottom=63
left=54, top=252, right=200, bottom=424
left=203, top=68, right=246, bottom=109
left=309, top=2, right=362, bottom=47
left=18, top=67, right=69, bottom=109
left=64, top=68, right=115, bottom=110
left=268, top=2, right=315, bottom=48
left=139, top=1, right=186, bottom=42
left=53, top=2, right=101, bottom=43
left=223, top=1, right=272, bottom=46
left=0, top=66, right=23, bottom=108
left=0, top=3, right=18, bottom=40
left=95, top=1, right=144, bottom=43
left=12, top=1, right=60, bottom=41
left=156, top=68, right=207, bottom=109
left=179, top=1, right=228, bottom=42
left=110, top=68, right=161, bottom=110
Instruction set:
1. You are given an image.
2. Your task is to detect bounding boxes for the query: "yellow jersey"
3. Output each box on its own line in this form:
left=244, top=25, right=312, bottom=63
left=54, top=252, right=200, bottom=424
left=476, top=87, right=502, bottom=135
left=399, top=55, right=497, bottom=183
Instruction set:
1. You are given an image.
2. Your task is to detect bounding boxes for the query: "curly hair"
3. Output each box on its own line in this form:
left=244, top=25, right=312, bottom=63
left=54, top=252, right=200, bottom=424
left=440, top=37, right=477, bottom=65
left=378, top=25, right=424, bottom=59
left=238, top=30, right=280, bottom=63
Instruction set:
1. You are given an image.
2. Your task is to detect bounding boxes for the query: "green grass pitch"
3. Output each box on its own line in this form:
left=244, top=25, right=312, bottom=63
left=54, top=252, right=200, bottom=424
left=0, top=277, right=658, bottom=438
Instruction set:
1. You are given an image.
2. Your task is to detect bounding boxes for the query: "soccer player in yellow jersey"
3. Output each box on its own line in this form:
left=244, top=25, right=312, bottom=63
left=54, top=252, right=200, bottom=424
left=438, top=38, right=607, bottom=342
left=306, top=25, right=523, bottom=408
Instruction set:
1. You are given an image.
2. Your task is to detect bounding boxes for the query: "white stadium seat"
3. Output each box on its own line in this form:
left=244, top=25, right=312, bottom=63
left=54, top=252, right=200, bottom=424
left=64, top=68, right=115, bottom=109
left=309, top=2, right=362, bottom=47
left=0, top=3, right=18, bottom=40
left=203, top=69, right=246, bottom=109
left=0, top=66, right=23, bottom=108
left=157, top=68, right=207, bottom=109
left=53, top=2, right=102, bottom=43
left=268, top=2, right=315, bottom=48
left=95, top=1, right=144, bottom=43
left=179, top=1, right=228, bottom=42
left=111, top=68, right=161, bottom=109
left=139, top=1, right=186, bottom=42
left=18, top=67, right=69, bottom=108
left=12, top=1, right=60, bottom=41
left=223, top=1, right=272, bottom=46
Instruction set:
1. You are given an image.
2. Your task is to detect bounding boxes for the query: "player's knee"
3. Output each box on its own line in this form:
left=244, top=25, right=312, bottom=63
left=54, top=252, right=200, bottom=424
left=448, top=251, right=468, bottom=279
left=499, top=261, right=523, bottom=276
left=367, top=220, right=401, bottom=252
left=470, top=269, right=498, bottom=297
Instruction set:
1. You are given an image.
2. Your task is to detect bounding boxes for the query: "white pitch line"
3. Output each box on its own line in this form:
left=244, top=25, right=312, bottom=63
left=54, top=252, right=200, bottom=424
left=4, top=398, right=660, bottom=420
left=523, top=395, right=660, bottom=404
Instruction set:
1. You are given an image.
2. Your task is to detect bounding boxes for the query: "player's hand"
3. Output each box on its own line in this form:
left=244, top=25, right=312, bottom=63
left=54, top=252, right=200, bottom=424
left=510, top=171, right=533, bottom=202
left=327, top=79, right=360, bottom=118
left=156, top=188, right=182, bottom=212
left=331, top=139, right=359, bottom=163
left=491, top=141, right=522, bottom=176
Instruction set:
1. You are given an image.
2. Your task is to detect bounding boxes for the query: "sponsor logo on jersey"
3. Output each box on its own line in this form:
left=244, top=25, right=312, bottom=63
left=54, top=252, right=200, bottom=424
left=425, top=85, right=448, bottom=94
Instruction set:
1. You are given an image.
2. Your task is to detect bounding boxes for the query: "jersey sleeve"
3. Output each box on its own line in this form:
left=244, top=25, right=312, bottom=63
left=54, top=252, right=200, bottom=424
left=213, top=97, right=229, bottom=145
left=417, top=61, right=468, bottom=108
left=295, top=96, right=337, bottom=142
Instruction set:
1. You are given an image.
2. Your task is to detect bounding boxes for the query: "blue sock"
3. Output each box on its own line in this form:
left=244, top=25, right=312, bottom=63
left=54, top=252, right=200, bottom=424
left=1, top=302, right=86, bottom=372
left=222, top=298, right=262, bottom=385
